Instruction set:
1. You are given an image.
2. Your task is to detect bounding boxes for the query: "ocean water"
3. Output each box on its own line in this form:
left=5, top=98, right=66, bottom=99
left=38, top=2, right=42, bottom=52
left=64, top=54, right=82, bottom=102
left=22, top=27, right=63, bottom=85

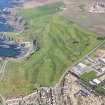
left=0, top=0, right=22, bottom=58
left=0, top=0, right=21, bottom=9
left=0, top=0, right=21, bottom=32
left=0, top=38, right=21, bottom=58
left=0, top=17, right=14, bottom=32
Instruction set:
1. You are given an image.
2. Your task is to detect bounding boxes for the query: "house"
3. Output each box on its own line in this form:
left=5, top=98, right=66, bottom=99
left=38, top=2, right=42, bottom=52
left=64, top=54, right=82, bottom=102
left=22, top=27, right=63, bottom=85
left=73, top=63, right=87, bottom=75
left=76, top=63, right=87, bottom=70
left=100, top=67, right=105, bottom=72
left=89, top=78, right=101, bottom=85
left=99, top=58, right=105, bottom=64
left=92, top=78, right=101, bottom=85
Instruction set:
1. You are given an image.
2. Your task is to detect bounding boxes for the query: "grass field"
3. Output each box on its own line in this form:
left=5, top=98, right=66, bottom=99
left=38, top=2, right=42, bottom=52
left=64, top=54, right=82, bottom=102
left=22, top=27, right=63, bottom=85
left=19, top=1, right=65, bottom=19
left=79, top=71, right=97, bottom=82
left=0, top=2, right=102, bottom=97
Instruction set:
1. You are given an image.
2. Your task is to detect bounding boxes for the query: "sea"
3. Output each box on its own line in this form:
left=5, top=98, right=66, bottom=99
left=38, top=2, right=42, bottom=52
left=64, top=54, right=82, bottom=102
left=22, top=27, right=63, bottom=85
left=0, top=0, right=22, bottom=32
left=0, top=0, right=22, bottom=58
left=0, top=38, right=21, bottom=58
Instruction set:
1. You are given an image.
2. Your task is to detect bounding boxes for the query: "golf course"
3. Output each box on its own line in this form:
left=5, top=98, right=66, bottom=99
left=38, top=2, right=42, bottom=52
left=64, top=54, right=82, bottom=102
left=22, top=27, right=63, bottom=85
left=0, top=2, right=102, bottom=97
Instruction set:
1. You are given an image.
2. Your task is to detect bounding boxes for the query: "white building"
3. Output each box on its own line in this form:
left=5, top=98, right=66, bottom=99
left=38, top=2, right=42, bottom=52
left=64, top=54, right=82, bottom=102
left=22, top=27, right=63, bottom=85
left=77, top=63, right=87, bottom=70
left=92, top=78, right=101, bottom=85
left=73, top=63, right=87, bottom=75
left=99, top=58, right=105, bottom=64
left=100, top=67, right=105, bottom=72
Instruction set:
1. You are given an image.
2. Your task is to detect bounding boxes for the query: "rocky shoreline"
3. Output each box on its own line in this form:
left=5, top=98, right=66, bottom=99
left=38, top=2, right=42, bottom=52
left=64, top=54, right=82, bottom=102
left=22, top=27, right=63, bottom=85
left=0, top=0, right=26, bottom=33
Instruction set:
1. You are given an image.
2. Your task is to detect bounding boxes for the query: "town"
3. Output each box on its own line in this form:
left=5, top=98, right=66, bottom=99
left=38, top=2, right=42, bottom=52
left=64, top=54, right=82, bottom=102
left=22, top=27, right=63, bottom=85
left=86, top=2, right=105, bottom=13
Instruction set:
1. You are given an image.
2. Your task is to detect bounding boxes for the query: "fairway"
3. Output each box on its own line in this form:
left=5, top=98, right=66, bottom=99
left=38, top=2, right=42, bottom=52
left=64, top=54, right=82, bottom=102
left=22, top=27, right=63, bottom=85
left=0, top=2, right=101, bottom=97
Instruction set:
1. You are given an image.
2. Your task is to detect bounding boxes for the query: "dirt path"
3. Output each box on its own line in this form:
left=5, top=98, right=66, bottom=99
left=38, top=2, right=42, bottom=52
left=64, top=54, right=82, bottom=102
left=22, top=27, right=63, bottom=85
left=0, top=60, right=8, bottom=81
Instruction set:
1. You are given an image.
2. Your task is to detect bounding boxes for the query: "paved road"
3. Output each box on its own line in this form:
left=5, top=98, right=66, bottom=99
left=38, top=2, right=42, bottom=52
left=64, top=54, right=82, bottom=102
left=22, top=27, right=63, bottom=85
left=0, top=60, right=8, bottom=81
left=0, top=95, right=5, bottom=105
left=58, top=40, right=105, bottom=85
left=0, top=60, right=8, bottom=105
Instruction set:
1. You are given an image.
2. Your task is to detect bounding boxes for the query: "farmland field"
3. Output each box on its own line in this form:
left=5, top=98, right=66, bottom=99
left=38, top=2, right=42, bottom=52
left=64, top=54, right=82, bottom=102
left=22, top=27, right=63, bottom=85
left=0, top=2, right=101, bottom=97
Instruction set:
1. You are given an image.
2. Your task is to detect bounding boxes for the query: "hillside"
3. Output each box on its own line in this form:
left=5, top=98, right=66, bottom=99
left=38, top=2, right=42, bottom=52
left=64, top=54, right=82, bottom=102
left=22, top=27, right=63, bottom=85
left=0, top=2, right=101, bottom=97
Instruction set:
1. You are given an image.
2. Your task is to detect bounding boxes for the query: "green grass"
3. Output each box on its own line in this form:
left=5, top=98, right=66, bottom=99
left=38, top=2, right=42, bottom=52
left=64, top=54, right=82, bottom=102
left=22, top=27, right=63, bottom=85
left=95, top=85, right=105, bottom=95
left=79, top=71, right=97, bottom=82
left=79, top=71, right=105, bottom=95
left=19, top=1, right=65, bottom=19
left=0, top=2, right=101, bottom=97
